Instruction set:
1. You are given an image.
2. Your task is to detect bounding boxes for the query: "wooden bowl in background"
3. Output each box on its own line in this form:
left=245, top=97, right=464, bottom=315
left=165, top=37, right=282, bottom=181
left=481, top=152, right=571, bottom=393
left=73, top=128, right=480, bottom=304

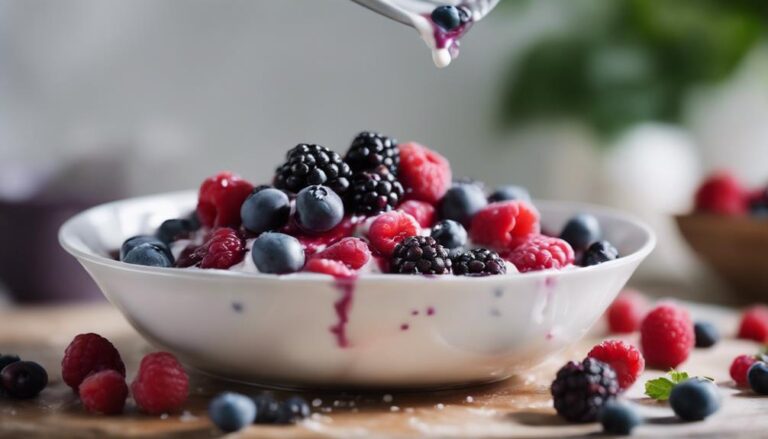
left=677, top=214, right=768, bottom=302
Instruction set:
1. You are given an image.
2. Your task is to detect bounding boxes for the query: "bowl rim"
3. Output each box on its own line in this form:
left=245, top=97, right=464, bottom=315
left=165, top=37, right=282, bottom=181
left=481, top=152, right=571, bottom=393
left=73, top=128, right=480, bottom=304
left=59, top=190, right=656, bottom=284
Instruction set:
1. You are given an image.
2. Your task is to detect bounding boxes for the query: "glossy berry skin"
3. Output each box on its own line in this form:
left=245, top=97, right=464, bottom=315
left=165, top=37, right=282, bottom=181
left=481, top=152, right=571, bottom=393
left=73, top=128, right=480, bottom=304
left=669, top=378, right=720, bottom=421
left=156, top=218, right=196, bottom=244
left=209, top=392, right=257, bottom=432
left=390, top=236, right=452, bottom=275
left=314, top=237, right=371, bottom=269
left=694, top=321, right=720, bottom=348
left=731, top=355, right=758, bottom=387
left=131, top=352, right=189, bottom=415
left=605, top=290, right=647, bottom=334
left=430, top=219, right=467, bottom=250
left=120, top=236, right=171, bottom=261
left=581, top=241, right=619, bottom=266
left=253, top=394, right=282, bottom=424
left=451, top=248, right=506, bottom=276
left=368, top=211, right=421, bottom=257
left=550, top=358, right=619, bottom=423
left=251, top=232, right=306, bottom=274
left=559, top=213, right=601, bottom=252
left=275, top=396, right=311, bottom=424
left=62, top=333, right=126, bottom=392
left=197, top=172, right=254, bottom=228
left=470, top=201, right=541, bottom=251
left=599, top=401, right=641, bottom=435
left=1, top=361, right=48, bottom=399
left=240, top=188, right=291, bottom=235
left=748, top=362, right=768, bottom=395
left=79, top=370, right=129, bottom=415
left=431, top=5, right=461, bottom=30
left=587, top=340, right=645, bottom=391
left=345, top=131, right=399, bottom=175
left=738, top=305, right=768, bottom=342
left=398, top=142, right=452, bottom=204
left=274, top=144, right=352, bottom=195
left=505, top=235, right=574, bottom=273
left=295, top=185, right=345, bottom=234
left=488, top=185, right=531, bottom=203
left=122, top=242, right=174, bottom=267
left=694, top=171, right=746, bottom=215
left=439, top=183, right=487, bottom=227
left=640, top=303, right=694, bottom=369
left=0, top=354, right=20, bottom=372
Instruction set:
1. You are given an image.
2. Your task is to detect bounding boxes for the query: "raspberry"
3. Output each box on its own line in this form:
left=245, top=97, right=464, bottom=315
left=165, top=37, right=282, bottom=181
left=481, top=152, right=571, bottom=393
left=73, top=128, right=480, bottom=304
left=639, top=303, right=694, bottom=369
left=131, top=352, right=189, bottom=415
left=694, top=171, right=747, bottom=215
left=198, top=228, right=246, bottom=269
left=62, top=333, right=126, bottom=393
left=605, top=290, right=647, bottom=333
left=314, top=237, right=371, bottom=269
left=367, top=211, right=421, bottom=257
left=504, top=235, right=574, bottom=273
left=197, top=172, right=254, bottom=228
left=738, top=305, right=768, bottom=342
left=398, top=200, right=436, bottom=228
left=79, top=370, right=129, bottom=415
left=304, top=258, right=355, bottom=279
left=550, top=358, right=619, bottom=422
left=398, top=142, right=452, bottom=204
left=470, top=201, right=541, bottom=251
left=586, top=340, right=645, bottom=391
left=730, top=354, right=757, bottom=387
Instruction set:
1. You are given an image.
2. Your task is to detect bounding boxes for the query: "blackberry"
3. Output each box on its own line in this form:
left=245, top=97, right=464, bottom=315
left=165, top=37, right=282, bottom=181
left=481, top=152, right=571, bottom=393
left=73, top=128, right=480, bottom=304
left=347, top=169, right=404, bottom=215
left=274, top=144, right=352, bottom=195
left=451, top=248, right=506, bottom=276
left=390, top=236, right=452, bottom=275
left=550, top=358, right=619, bottom=423
left=345, top=131, right=399, bottom=175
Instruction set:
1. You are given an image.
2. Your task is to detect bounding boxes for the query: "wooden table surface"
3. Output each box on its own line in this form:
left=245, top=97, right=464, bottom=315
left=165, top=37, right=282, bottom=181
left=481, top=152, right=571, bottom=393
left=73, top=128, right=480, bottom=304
left=0, top=302, right=764, bottom=438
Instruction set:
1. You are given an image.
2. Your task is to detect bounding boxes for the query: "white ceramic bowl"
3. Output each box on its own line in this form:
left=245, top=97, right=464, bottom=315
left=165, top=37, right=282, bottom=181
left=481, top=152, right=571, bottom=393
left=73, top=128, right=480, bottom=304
left=60, top=191, right=655, bottom=389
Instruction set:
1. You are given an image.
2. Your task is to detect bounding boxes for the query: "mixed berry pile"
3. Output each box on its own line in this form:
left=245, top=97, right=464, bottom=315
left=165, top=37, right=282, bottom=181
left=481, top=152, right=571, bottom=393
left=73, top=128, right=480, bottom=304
left=119, top=131, right=621, bottom=277
left=694, top=171, right=768, bottom=217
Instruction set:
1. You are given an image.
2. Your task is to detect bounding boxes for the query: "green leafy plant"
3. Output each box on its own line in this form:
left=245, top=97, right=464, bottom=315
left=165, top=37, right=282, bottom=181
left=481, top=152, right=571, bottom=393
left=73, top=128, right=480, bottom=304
left=645, top=369, right=714, bottom=401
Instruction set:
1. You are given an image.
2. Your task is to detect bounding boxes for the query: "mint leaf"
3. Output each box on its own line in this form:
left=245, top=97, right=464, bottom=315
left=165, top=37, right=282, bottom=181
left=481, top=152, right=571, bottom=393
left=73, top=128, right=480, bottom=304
left=645, top=377, right=675, bottom=401
left=668, top=370, right=689, bottom=384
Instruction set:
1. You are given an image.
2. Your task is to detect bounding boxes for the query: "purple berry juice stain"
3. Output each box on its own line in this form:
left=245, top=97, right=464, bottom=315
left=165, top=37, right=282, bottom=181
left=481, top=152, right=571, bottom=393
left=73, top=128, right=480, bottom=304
left=231, top=302, right=243, bottom=313
left=426, top=307, right=435, bottom=316
left=411, top=310, right=419, bottom=316
left=330, top=277, right=357, bottom=348
left=400, top=323, right=410, bottom=331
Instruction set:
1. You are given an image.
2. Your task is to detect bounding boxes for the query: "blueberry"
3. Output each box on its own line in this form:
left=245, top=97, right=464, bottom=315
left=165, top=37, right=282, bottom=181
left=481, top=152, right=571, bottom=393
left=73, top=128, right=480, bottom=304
left=295, top=185, right=344, bottom=233
left=748, top=362, right=768, bottom=394
left=0, top=354, right=20, bottom=372
left=430, top=219, right=467, bottom=249
left=209, top=392, right=257, bottom=432
left=253, top=394, right=281, bottom=424
left=275, top=396, right=310, bottom=424
left=488, top=185, right=531, bottom=203
left=120, top=235, right=170, bottom=260
left=240, top=188, right=291, bottom=235
left=156, top=218, right=195, bottom=244
left=0, top=361, right=48, bottom=399
left=560, top=213, right=601, bottom=251
left=694, top=321, right=720, bottom=348
left=186, top=210, right=202, bottom=231
left=669, top=378, right=720, bottom=421
left=122, top=242, right=174, bottom=267
left=251, top=233, right=305, bottom=274
left=581, top=240, right=619, bottom=266
left=599, top=401, right=641, bottom=435
left=431, top=5, right=461, bottom=30
left=439, top=183, right=487, bottom=227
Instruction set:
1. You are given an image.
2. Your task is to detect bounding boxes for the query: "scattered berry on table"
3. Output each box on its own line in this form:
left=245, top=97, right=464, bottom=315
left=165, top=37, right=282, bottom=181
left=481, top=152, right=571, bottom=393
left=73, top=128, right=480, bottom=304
left=273, top=144, right=352, bottom=195
left=251, top=232, right=306, bottom=274
left=451, top=248, right=506, bottom=276
left=0, top=361, right=48, bottom=399
left=431, top=5, right=461, bottom=30
left=398, top=200, right=435, bottom=228
left=748, top=187, right=768, bottom=216
left=605, top=290, right=647, bottom=334
left=209, top=392, right=257, bottom=432
left=253, top=394, right=282, bottom=424
left=344, top=131, right=399, bottom=175
left=587, top=340, right=645, bottom=391
left=156, top=218, right=197, bottom=244
left=275, top=396, right=311, bottom=424
left=669, top=378, right=721, bottom=421
left=390, top=236, right=452, bottom=275
left=599, top=400, right=641, bottom=435
left=367, top=211, right=421, bottom=257
left=430, top=219, right=467, bottom=250
left=550, top=358, right=619, bottom=423
left=295, top=185, right=345, bottom=233
left=581, top=241, right=619, bottom=267
left=62, top=333, right=125, bottom=392
left=559, top=213, right=601, bottom=252
left=0, top=354, right=20, bottom=371
left=313, top=237, right=371, bottom=269
left=748, top=362, right=768, bottom=395
left=122, top=242, right=174, bottom=267
left=398, top=142, right=452, bottom=204
left=470, top=201, right=541, bottom=251
left=240, top=187, right=291, bottom=235
left=693, top=321, right=720, bottom=348
left=197, top=172, right=254, bottom=228
left=640, top=303, right=694, bottom=369
left=504, top=235, right=574, bottom=273
left=694, top=171, right=747, bottom=215
left=438, top=183, right=487, bottom=227
left=304, top=258, right=355, bottom=278
left=488, top=185, right=531, bottom=203
left=731, top=354, right=758, bottom=387
left=196, top=228, right=245, bottom=269
left=131, top=352, right=189, bottom=415
left=347, top=169, right=404, bottom=215
left=78, top=370, right=128, bottom=415
left=738, top=305, right=768, bottom=342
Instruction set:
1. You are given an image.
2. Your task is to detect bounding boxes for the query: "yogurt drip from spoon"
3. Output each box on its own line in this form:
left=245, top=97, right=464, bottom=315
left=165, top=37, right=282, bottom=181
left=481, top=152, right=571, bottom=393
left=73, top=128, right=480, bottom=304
left=351, top=0, right=500, bottom=68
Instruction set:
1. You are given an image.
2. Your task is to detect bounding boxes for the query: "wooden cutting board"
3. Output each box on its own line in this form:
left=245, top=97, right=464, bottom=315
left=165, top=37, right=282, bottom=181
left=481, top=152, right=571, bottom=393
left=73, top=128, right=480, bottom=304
left=0, top=303, right=765, bottom=438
